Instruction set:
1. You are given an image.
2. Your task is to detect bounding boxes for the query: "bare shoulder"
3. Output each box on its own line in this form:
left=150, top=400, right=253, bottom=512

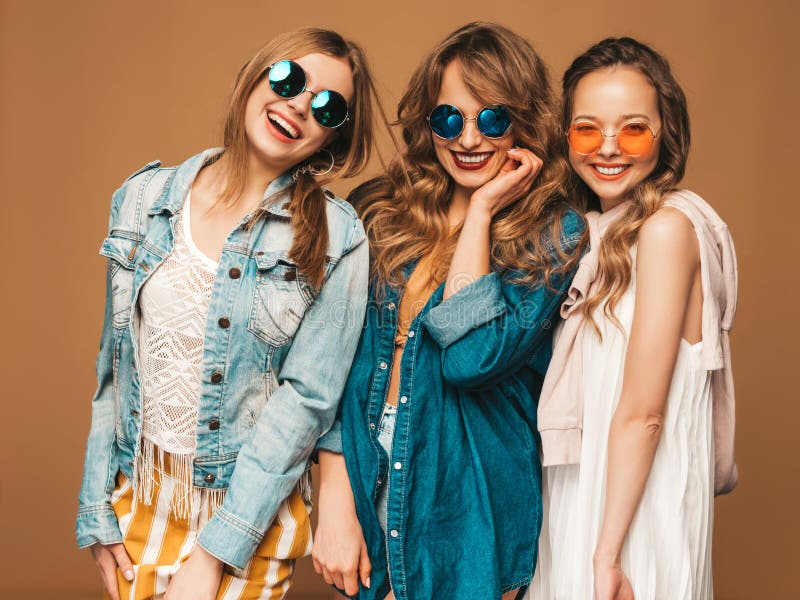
left=637, top=206, right=700, bottom=270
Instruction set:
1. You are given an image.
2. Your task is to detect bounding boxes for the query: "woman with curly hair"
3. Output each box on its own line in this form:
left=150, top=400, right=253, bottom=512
left=311, top=22, right=585, bottom=600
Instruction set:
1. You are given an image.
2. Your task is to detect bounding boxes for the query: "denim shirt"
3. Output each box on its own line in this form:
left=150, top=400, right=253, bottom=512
left=318, top=210, right=584, bottom=599
left=76, top=149, right=369, bottom=569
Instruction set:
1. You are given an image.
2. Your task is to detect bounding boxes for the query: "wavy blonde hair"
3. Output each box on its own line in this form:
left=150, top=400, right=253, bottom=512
left=218, top=28, right=381, bottom=288
left=353, top=22, right=582, bottom=290
left=561, top=37, right=691, bottom=330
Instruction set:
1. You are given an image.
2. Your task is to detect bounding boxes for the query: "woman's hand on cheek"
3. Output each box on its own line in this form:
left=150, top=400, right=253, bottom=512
left=470, top=147, right=543, bottom=217
left=164, top=545, right=224, bottom=600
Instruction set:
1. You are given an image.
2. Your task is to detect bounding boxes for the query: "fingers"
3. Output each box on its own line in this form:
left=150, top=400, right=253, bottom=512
left=359, top=542, right=372, bottom=590
left=110, top=544, right=135, bottom=582
left=91, top=545, right=122, bottom=600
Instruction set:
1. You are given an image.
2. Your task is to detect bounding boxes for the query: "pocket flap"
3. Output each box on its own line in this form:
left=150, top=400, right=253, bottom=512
left=99, top=235, right=138, bottom=269
left=254, top=252, right=298, bottom=271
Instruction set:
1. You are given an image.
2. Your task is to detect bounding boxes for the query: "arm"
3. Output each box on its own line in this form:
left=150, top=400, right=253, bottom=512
left=195, top=232, right=370, bottom=569
left=312, top=450, right=371, bottom=596
left=593, top=209, right=700, bottom=600
left=424, top=211, right=584, bottom=390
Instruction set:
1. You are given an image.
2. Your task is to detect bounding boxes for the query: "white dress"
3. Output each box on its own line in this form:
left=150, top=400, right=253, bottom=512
left=529, top=258, right=715, bottom=600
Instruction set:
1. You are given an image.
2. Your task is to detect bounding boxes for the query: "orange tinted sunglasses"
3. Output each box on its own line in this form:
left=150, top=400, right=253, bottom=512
left=567, top=122, right=660, bottom=156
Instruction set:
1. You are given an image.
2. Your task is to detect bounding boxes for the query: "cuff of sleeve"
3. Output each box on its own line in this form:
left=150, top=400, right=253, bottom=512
left=75, top=505, right=123, bottom=548
left=423, top=272, right=505, bottom=348
left=540, top=428, right=582, bottom=467
left=197, top=506, right=263, bottom=570
left=315, top=419, right=343, bottom=454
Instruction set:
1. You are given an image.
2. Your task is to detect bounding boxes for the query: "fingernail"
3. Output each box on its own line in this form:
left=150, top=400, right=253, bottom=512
left=365, top=577, right=371, bottom=589
left=124, top=569, right=134, bottom=581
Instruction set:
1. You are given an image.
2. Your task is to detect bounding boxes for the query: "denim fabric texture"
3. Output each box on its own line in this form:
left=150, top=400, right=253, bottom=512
left=76, top=148, right=369, bottom=568
left=325, top=210, right=585, bottom=600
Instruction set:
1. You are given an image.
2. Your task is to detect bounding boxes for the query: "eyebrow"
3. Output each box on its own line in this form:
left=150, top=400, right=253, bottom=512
left=572, top=113, right=653, bottom=121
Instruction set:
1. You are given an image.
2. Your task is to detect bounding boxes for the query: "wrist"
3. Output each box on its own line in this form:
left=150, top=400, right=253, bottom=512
left=593, top=545, right=621, bottom=568
left=466, top=197, right=493, bottom=221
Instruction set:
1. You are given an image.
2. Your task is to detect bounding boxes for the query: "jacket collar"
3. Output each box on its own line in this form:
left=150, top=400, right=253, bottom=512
left=149, top=147, right=295, bottom=217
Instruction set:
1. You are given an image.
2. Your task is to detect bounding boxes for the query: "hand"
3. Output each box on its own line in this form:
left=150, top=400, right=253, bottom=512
left=164, top=545, right=223, bottom=600
left=312, top=489, right=371, bottom=596
left=470, top=147, right=543, bottom=217
left=90, top=543, right=134, bottom=600
left=594, top=557, right=635, bottom=600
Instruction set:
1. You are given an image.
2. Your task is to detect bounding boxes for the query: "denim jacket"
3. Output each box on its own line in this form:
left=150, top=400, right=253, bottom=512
left=318, top=210, right=584, bottom=599
left=76, top=148, right=369, bottom=568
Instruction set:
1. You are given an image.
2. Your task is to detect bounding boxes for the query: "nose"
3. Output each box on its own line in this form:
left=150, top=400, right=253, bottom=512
left=597, top=131, right=621, bottom=159
left=286, top=90, right=314, bottom=119
left=458, top=118, right=482, bottom=150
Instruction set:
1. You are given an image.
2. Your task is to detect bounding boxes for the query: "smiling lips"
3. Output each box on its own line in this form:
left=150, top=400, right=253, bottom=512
left=591, top=163, right=631, bottom=180
left=266, top=110, right=302, bottom=142
left=450, top=150, right=494, bottom=170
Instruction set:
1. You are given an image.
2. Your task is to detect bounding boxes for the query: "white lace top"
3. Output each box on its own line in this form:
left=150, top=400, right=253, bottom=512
left=138, top=191, right=217, bottom=455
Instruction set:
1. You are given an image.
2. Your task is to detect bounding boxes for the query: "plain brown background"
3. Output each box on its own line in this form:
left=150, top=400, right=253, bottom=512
left=1, top=0, right=797, bottom=598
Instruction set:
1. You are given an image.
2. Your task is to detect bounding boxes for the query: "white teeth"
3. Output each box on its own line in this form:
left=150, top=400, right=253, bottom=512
left=268, top=112, right=299, bottom=139
left=595, top=165, right=627, bottom=175
left=454, top=152, right=492, bottom=164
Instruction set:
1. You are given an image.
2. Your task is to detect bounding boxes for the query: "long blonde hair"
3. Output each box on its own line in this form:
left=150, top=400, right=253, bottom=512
left=219, top=28, right=380, bottom=288
left=353, top=22, right=582, bottom=290
left=561, top=37, right=691, bottom=329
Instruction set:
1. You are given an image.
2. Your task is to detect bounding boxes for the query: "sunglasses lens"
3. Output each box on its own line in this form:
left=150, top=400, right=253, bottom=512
left=477, top=106, right=511, bottom=138
left=429, top=105, right=464, bottom=139
left=568, top=123, right=602, bottom=154
left=617, top=123, right=654, bottom=155
left=311, top=90, right=349, bottom=128
left=268, top=60, right=305, bottom=98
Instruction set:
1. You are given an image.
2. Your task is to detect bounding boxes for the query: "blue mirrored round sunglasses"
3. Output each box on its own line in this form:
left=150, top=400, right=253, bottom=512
left=267, top=60, right=349, bottom=128
left=427, top=104, right=512, bottom=139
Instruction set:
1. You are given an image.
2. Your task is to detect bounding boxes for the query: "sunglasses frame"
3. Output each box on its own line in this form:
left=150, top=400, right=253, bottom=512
left=566, top=121, right=661, bottom=157
left=427, top=104, right=512, bottom=140
left=266, top=60, right=350, bottom=129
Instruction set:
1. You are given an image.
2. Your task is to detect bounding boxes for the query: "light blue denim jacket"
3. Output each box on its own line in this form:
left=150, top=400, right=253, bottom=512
left=76, top=148, right=368, bottom=568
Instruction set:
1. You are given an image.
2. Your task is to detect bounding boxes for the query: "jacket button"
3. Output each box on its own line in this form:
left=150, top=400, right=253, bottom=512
left=284, top=269, right=297, bottom=281
left=218, top=317, right=231, bottom=329
left=228, top=267, right=241, bottom=279
left=390, top=529, right=399, bottom=538
left=387, top=302, right=396, bottom=310
left=210, top=371, right=223, bottom=384
left=204, top=473, right=216, bottom=483
left=379, top=361, right=388, bottom=370
left=209, top=418, right=220, bottom=431
left=400, top=396, right=408, bottom=404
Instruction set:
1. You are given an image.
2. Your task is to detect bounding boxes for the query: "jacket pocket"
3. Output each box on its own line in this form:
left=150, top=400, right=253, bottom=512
left=100, top=235, right=138, bottom=330
left=248, top=254, right=316, bottom=347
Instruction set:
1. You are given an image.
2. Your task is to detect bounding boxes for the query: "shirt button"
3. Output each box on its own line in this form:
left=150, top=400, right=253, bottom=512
left=369, top=422, right=376, bottom=430
left=204, top=473, right=216, bottom=483
left=210, top=371, right=223, bottom=384
left=284, top=269, right=297, bottom=281
left=400, top=396, right=408, bottom=404
left=218, top=317, right=231, bottom=329
left=387, top=302, right=396, bottom=310
left=390, top=529, right=399, bottom=538
left=394, top=462, right=402, bottom=470
left=228, top=267, right=241, bottom=279
left=209, top=419, right=221, bottom=431
left=377, top=478, right=383, bottom=486
left=407, top=330, right=415, bottom=338
left=379, top=361, right=388, bottom=370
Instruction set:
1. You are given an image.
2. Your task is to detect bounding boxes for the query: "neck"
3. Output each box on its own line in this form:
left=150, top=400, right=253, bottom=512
left=599, top=196, right=629, bottom=213
left=203, top=151, right=285, bottom=213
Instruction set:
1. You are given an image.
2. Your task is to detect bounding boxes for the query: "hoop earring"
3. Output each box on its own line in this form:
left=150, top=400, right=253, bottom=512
left=308, top=148, right=335, bottom=177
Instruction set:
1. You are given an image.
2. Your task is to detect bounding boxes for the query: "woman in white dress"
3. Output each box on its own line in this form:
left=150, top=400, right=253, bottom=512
left=529, top=38, right=738, bottom=600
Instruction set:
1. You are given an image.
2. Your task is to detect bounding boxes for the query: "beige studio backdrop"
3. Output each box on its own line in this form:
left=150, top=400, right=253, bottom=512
left=1, top=0, right=797, bottom=598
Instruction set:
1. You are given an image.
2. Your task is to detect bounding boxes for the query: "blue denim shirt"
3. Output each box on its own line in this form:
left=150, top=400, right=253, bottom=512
left=76, top=149, right=368, bottom=569
left=318, top=210, right=584, bottom=599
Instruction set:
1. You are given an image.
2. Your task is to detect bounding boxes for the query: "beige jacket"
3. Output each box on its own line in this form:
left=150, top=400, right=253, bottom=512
left=537, top=189, right=738, bottom=495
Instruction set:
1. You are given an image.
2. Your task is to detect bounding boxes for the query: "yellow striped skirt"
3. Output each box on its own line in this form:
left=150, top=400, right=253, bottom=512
left=106, top=467, right=312, bottom=600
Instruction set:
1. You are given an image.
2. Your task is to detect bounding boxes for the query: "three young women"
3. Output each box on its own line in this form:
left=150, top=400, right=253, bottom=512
left=76, top=28, right=382, bottom=600
left=529, top=38, right=737, bottom=600
left=311, top=22, right=585, bottom=600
